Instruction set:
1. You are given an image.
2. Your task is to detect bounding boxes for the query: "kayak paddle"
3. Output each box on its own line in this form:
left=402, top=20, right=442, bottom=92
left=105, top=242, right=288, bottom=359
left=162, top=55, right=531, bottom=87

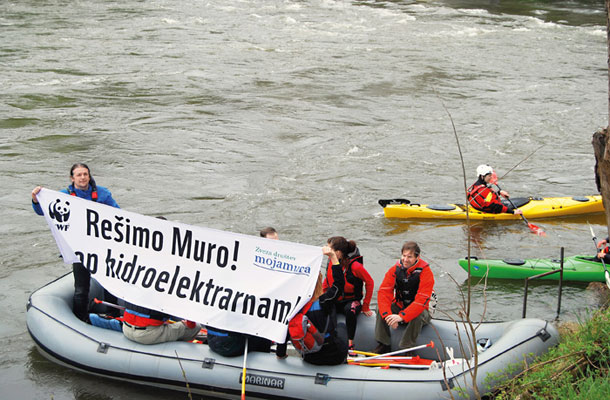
left=93, top=298, right=125, bottom=310
left=490, top=173, right=545, bottom=236
left=587, top=223, right=610, bottom=289
left=504, top=195, right=546, bottom=236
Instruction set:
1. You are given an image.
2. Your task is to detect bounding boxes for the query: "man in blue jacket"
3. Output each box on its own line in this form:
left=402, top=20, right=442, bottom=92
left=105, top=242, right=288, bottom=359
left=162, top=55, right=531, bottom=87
left=31, top=163, right=120, bottom=321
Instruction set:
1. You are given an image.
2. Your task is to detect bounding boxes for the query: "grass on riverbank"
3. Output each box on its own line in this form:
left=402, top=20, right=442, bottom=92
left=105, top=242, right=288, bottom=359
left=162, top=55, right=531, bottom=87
left=490, top=299, right=609, bottom=399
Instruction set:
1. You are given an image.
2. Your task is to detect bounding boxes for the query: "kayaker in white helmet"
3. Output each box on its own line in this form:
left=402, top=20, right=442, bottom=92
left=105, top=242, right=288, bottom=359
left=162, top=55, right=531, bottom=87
left=467, top=164, right=523, bottom=214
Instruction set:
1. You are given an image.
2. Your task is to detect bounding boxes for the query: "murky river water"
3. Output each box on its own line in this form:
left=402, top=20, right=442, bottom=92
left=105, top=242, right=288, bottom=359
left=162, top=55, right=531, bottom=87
left=1, top=0, right=607, bottom=398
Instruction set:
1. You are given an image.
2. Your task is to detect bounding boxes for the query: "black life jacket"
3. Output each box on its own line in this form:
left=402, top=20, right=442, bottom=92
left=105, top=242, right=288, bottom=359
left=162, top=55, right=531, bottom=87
left=343, top=254, right=364, bottom=301
left=394, top=264, right=422, bottom=306
left=68, top=178, right=98, bottom=201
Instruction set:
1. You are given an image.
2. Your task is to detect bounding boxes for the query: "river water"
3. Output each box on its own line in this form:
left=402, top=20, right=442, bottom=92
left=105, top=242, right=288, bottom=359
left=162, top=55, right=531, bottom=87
left=1, top=0, right=607, bottom=398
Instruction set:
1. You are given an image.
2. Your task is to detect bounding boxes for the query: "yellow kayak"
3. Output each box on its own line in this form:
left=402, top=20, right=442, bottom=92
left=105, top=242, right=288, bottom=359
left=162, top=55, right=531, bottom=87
left=379, top=195, right=603, bottom=220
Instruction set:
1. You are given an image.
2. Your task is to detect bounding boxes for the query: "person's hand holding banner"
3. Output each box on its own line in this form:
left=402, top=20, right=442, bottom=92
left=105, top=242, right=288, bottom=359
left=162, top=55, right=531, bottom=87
left=35, top=188, right=323, bottom=342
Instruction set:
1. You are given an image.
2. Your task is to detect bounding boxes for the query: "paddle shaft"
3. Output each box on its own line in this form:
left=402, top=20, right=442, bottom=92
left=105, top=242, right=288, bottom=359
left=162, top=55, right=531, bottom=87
left=494, top=184, right=531, bottom=225
left=494, top=183, right=544, bottom=235
left=350, top=356, right=416, bottom=360
left=241, top=338, right=249, bottom=400
left=505, top=196, right=538, bottom=226
left=355, top=341, right=434, bottom=362
left=93, top=298, right=125, bottom=310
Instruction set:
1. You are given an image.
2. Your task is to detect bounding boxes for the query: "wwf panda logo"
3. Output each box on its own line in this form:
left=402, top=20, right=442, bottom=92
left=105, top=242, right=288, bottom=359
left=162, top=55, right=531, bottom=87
left=49, top=199, right=71, bottom=223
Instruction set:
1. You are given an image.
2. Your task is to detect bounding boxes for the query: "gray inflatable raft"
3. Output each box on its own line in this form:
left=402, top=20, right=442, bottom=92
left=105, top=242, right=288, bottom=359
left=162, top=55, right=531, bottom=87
left=26, top=273, right=559, bottom=399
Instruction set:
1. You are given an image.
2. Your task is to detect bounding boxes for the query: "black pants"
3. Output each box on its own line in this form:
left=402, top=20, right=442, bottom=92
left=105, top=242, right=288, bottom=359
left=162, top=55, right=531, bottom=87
left=73, top=262, right=118, bottom=321
left=335, top=300, right=362, bottom=340
left=303, top=323, right=348, bottom=365
left=208, top=332, right=272, bottom=357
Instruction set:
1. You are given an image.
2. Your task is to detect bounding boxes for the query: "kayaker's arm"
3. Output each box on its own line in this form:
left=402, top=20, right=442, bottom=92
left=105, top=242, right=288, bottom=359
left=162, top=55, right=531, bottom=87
left=320, top=246, right=345, bottom=303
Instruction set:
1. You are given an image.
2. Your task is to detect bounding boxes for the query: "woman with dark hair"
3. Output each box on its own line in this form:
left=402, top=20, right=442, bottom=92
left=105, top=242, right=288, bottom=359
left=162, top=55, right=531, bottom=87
left=31, top=163, right=120, bottom=321
left=323, top=236, right=374, bottom=349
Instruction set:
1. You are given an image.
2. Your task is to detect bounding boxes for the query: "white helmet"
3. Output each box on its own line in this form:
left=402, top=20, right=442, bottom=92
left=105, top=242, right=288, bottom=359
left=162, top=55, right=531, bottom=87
left=476, top=164, right=493, bottom=177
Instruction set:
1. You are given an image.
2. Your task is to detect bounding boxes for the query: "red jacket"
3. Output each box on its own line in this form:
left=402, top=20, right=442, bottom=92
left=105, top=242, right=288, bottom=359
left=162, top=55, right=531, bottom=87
left=467, top=181, right=508, bottom=214
left=377, top=258, right=434, bottom=323
left=323, top=258, right=374, bottom=313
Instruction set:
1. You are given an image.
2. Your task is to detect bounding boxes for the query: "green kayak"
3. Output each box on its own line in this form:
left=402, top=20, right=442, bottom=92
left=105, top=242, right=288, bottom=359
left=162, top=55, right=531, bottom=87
left=458, top=255, right=607, bottom=282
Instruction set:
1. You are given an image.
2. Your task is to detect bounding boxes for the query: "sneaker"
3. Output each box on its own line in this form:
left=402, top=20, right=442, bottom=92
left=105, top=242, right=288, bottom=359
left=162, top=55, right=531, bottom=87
left=372, top=343, right=391, bottom=354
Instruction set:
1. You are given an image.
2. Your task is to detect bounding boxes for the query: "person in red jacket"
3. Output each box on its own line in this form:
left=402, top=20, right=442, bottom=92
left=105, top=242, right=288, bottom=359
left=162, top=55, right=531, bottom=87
left=277, top=245, right=348, bottom=364
left=373, top=241, right=435, bottom=354
left=595, top=236, right=610, bottom=263
left=467, top=164, right=522, bottom=215
left=322, top=236, right=374, bottom=349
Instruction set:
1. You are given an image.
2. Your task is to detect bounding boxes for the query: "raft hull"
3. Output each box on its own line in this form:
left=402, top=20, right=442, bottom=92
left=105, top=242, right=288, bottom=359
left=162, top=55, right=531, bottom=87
left=458, top=255, right=607, bottom=282
left=380, top=195, right=603, bottom=220
left=27, top=274, right=559, bottom=399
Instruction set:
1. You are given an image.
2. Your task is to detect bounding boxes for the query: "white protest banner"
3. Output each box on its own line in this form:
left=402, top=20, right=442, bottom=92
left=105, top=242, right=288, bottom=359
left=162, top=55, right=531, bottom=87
left=36, top=188, right=322, bottom=342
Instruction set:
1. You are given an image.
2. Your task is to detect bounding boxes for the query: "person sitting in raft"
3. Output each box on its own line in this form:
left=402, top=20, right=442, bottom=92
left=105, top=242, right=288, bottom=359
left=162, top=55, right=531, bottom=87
left=277, top=245, right=348, bottom=365
left=204, top=226, right=280, bottom=357
left=205, top=327, right=273, bottom=357
left=322, top=236, right=374, bottom=349
left=260, top=226, right=279, bottom=240
left=467, top=164, right=523, bottom=215
left=121, top=216, right=200, bottom=345
left=31, top=163, right=120, bottom=322
left=122, top=301, right=200, bottom=345
left=372, top=241, right=435, bottom=354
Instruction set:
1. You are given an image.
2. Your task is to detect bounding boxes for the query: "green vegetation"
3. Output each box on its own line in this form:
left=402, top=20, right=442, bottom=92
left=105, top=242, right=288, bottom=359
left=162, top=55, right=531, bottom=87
left=490, top=302, right=610, bottom=399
